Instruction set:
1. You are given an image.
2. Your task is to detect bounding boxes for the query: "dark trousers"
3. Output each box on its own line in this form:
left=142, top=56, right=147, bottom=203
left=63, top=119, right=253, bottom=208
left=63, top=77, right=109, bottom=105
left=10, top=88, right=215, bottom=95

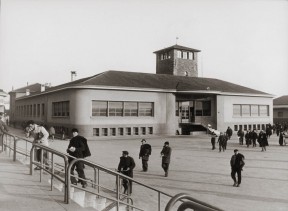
left=70, top=161, right=87, bottom=185
left=122, top=178, right=133, bottom=194
left=162, top=163, right=170, bottom=173
left=252, top=139, right=257, bottom=147
left=36, top=149, right=49, bottom=165
left=142, top=159, right=148, bottom=171
left=231, top=168, right=242, bottom=184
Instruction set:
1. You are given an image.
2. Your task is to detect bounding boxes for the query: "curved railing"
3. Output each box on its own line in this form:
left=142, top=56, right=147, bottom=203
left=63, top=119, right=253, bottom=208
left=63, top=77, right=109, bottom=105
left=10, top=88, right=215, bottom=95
left=165, top=193, right=224, bottom=211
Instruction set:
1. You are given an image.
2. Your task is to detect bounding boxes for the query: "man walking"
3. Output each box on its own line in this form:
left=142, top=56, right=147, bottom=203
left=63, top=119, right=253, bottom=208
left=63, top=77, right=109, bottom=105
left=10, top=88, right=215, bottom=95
left=230, top=149, right=245, bottom=187
left=139, top=139, right=152, bottom=172
left=67, top=128, right=88, bottom=188
left=118, top=151, right=135, bottom=194
left=160, top=141, right=172, bottom=177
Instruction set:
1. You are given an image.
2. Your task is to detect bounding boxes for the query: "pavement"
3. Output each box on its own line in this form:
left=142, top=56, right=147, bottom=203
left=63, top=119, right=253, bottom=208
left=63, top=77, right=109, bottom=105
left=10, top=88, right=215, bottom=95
left=1, top=127, right=288, bottom=211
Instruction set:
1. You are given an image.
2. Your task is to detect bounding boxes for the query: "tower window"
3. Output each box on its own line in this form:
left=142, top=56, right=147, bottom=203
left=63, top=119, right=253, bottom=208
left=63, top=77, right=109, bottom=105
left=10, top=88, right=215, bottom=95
left=183, top=52, right=188, bottom=59
left=188, top=52, right=193, bottom=60
left=177, top=50, right=182, bottom=58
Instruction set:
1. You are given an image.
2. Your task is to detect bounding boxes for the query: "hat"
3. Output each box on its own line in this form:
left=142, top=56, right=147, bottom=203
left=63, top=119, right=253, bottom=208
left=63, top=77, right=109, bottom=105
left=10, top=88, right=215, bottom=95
left=234, top=149, right=238, bottom=153
left=164, top=141, right=169, bottom=145
left=141, top=139, right=146, bottom=142
left=122, top=151, right=129, bottom=155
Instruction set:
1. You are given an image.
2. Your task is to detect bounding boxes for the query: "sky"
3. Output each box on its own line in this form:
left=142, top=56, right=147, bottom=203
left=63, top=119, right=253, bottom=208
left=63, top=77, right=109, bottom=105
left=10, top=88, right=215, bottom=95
left=0, top=0, right=288, bottom=97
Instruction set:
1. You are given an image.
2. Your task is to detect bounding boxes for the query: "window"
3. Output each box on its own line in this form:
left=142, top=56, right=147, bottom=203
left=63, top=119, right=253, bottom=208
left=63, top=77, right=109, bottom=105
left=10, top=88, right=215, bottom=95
left=124, top=102, right=137, bottom=116
left=177, top=50, right=182, bottom=58
left=37, top=104, right=40, bottom=117
left=141, top=127, right=146, bottom=135
left=181, top=105, right=189, bottom=120
left=92, top=101, right=107, bottom=116
left=259, top=105, right=269, bottom=116
left=148, top=127, right=153, bottom=134
left=125, top=127, right=131, bottom=135
left=234, top=125, right=238, bottom=131
left=188, top=52, right=193, bottom=60
left=242, top=105, right=250, bottom=116
left=102, top=128, right=108, bottom=136
left=93, top=128, right=100, bottom=136
left=244, top=125, right=247, bottom=131
left=109, top=102, right=123, bottom=116
left=139, top=102, right=153, bottom=116
left=118, top=128, right=124, bottom=136
left=233, top=105, right=241, bottom=116
left=133, top=127, right=139, bottom=135
left=110, top=128, right=116, bottom=136
left=183, top=51, right=188, bottom=59
left=248, top=125, right=252, bottom=130
left=251, top=105, right=258, bottom=116
left=195, top=101, right=211, bottom=116
left=278, top=112, right=283, bottom=117
left=42, top=103, right=45, bottom=116
left=257, top=124, right=261, bottom=130
left=52, top=101, right=70, bottom=117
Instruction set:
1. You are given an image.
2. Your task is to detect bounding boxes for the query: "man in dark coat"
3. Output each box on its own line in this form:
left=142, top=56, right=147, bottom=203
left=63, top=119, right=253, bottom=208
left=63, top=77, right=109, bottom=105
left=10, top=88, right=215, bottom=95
left=226, top=126, right=233, bottom=140
left=251, top=129, right=258, bottom=147
left=237, top=129, right=244, bottom=145
left=139, top=139, right=152, bottom=172
left=230, top=149, right=245, bottom=187
left=67, top=128, right=87, bottom=188
left=160, top=141, right=172, bottom=177
left=118, top=151, right=135, bottom=194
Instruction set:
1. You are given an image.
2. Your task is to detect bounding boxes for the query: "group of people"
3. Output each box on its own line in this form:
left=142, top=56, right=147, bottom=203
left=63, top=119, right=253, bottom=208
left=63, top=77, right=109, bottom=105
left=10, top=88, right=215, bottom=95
left=24, top=120, right=172, bottom=195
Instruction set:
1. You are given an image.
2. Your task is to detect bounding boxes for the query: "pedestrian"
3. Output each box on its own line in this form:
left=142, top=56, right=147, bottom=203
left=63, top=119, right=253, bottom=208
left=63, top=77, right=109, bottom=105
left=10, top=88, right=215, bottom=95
left=230, top=149, right=245, bottom=187
left=279, top=132, right=284, bottom=146
left=67, top=128, right=88, bottom=188
left=251, top=129, right=258, bottom=147
left=258, top=130, right=268, bottom=151
left=139, top=139, right=152, bottom=172
left=226, top=126, right=233, bottom=140
left=245, top=130, right=251, bottom=147
left=0, top=112, right=9, bottom=132
left=217, top=132, right=225, bottom=152
left=210, top=133, right=216, bottom=150
left=61, top=127, right=66, bottom=140
left=49, top=126, right=55, bottom=141
left=117, top=151, right=135, bottom=195
left=26, top=120, right=49, bottom=170
left=237, top=128, right=244, bottom=145
left=160, top=141, right=172, bottom=177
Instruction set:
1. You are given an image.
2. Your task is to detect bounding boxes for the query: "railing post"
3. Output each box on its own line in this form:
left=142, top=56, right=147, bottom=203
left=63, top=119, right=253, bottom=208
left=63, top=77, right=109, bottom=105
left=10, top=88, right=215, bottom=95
left=158, top=192, right=161, bottom=211
left=116, top=174, right=120, bottom=211
left=13, top=136, right=17, bottom=161
left=30, top=146, right=34, bottom=175
left=66, top=159, right=70, bottom=204
left=0, top=134, right=3, bottom=152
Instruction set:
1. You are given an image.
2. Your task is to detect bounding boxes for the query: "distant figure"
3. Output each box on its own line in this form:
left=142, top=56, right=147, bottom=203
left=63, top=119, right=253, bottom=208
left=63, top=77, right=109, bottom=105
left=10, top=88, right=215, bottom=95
left=251, top=129, right=258, bottom=147
left=0, top=112, right=9, bottom=132
left=67, top=128, right=88, bottom=188
left=118, top=151, right=135, bottom=195
left=258, top=130, right=268, bottom=152
left=230, top=149, right=245, bottom=187
left=27, top=120, right=49, bottom=170
left=217, top=132, right=226, bottom=152
left=210, top=134, right=217, bottom=150
left=237, top=129, right=244, bottom=145
left=61, top=127, right=66, bottom=140
left=160, top=141, right=172, bottom=177
left=226, top=126, right=233, bottom=140
left=139, top=139, right=152, bottom=172
left=279, top=132, right=284, bottom=146
left=49, top=126, right=55, bottom=141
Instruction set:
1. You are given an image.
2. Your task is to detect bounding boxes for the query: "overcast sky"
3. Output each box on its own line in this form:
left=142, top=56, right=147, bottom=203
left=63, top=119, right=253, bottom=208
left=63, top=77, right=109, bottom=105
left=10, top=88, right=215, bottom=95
left=0, top=0, right=287, bottom=97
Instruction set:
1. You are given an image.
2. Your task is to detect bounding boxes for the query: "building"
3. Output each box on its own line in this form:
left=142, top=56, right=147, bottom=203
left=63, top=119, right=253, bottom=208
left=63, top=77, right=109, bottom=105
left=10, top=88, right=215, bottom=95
left=0, top=89, right=8, bottom=113
left=9, top=45, right=274, bottom=138
left=273, top=95, right=288, bottom=124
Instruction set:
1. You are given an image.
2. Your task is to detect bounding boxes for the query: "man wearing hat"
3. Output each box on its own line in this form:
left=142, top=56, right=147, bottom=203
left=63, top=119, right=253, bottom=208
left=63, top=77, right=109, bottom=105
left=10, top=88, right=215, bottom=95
left=118, top=151, right=135, bottom=194
left=160, top=141, right=172, bottom=177
left=139, top=139, right=152, bottom=172
left=230, top=149, right=245, bottom=187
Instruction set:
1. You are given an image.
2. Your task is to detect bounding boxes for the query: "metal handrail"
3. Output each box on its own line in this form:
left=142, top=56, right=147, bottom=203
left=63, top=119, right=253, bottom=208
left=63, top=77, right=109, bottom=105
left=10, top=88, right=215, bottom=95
left=165, top=193, right=224, bottom=211
left=1, top=128, right=224, bottom=211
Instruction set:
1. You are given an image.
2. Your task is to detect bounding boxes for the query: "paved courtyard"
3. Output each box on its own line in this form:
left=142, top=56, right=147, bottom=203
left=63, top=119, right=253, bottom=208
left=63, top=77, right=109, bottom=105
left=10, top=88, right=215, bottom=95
left=4, top=128, right=288, bottom=210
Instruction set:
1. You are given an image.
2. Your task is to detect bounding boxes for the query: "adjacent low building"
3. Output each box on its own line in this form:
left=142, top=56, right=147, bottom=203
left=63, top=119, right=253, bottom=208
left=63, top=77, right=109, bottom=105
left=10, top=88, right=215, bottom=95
left=9, top=45, right=274, bottom=138
left=273, top=95, right=288, bottom=124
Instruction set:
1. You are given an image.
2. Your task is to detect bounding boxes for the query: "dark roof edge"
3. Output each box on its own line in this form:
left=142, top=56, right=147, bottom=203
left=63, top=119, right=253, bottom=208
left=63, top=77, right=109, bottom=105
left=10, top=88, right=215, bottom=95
left=153, top=44, right=201, bottom=54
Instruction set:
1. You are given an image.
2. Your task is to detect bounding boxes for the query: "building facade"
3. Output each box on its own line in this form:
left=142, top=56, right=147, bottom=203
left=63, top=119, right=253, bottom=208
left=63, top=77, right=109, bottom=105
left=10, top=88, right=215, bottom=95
left=273, top=95, right=288, bottom=124
left=9, top=45, right=274, bottom=138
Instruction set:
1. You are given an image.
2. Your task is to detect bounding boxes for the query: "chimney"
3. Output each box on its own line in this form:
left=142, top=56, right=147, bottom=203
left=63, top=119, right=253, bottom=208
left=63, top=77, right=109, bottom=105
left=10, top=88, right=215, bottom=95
left=41, top=84, right=45, bottom=92
left=71, top=71, right=77, bottom=81
left=26, top=89, right=30, bottom=96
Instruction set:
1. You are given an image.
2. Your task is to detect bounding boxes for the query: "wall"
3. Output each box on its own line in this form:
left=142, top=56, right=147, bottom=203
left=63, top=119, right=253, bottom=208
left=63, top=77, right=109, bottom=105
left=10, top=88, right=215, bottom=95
left=273, top=107, right=288, bottom=123
left=217, top=95, right=273, bottom=132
